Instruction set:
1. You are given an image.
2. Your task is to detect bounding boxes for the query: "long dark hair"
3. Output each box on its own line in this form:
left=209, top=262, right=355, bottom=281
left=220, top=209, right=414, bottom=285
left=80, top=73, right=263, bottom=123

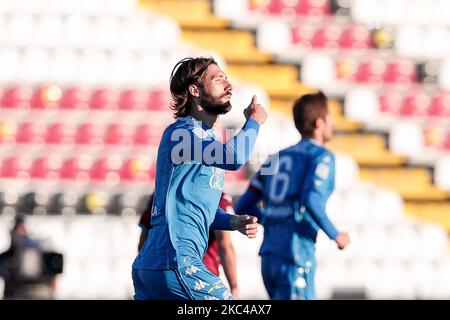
left=169, top=57, right=217, bottom=119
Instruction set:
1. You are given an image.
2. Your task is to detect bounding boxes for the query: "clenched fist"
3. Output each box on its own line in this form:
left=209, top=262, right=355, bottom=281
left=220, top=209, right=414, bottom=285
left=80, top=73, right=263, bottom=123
left=230, top=215, right=258, bottom=239
left=335, top=232, right=350, bottom=250
left=244, top=95, right=267, bottom=125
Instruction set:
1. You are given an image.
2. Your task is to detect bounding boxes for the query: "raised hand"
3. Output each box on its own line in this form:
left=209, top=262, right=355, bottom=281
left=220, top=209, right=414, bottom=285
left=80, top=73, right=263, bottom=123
left=243, top=95, right=267, bottom=125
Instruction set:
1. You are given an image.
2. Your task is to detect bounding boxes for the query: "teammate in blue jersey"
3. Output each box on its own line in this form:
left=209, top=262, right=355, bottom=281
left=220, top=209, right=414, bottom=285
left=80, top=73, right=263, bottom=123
left=235, top=91, right=350, bottom=300
left=132, top=57, right=267, bottom=300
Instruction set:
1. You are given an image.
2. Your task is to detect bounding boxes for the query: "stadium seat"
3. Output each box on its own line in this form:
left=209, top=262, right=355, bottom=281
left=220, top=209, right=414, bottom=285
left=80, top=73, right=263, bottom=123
left=256, top=20, right=291, bottom=54
left=90, top=156, right=122, bottom=186
left=344, top=88, right=380, bottom=122
left=389, top=121, right=424, bottom=156
left=1, top=85, right=33, bottom=109
left=384, top=59, right=417, bottom=84
left=399, top=92, right=431, bottom=116
left=339, top=24, right=373, bottom=49
left=133, top=124, right=164, bottom=147
left=30, top=155, right=62, bottom=180
left=1, top=155, right=32, bottom=178
left=16, top=122, right=46, bottom=144
left=104, top=124, right=135, bottom=146
left=59, top=155, right=92, bottom=182
left=147, top=89, right=171, bottom=111
left=379, top=91, right=403, bottom=115
left=301, top=54, right=336, bottom=88
left=118, top=89, right=149, bottom=111
left=75, top=123, right=105, bottom=145
left=45, top=123, right=76, bottom=145
left=428, top=92, right=450, bottom=117
left=30, top=85, right=62, bottom=110
left=119, top=156, right=155, bottom=183
left=355, top=59, right=386, bottom=84
left=89, top=88, right=120, bottom=111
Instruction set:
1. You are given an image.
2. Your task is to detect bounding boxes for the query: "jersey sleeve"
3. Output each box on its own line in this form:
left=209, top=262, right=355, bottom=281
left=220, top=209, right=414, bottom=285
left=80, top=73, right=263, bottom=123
left=302, top=151, right=339, bottom=240
left=211, top=206, right=233, bottom=231
left=234, top=183, right=264, bottom=221
left=171, top=118, right=260, bottom=171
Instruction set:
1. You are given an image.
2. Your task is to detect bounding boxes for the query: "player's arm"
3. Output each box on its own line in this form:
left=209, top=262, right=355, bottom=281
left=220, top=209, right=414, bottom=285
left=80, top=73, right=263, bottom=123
left=303, top=152, right=348, bottom=249
left=211, top=207, right=258, bottom=238
left=215, top=230, right=239, bottom=298
left=235, top=184, right=264, bottom=221
left=137, top=229, right=148, bottom=252
left=137, top=195, right=154, bottom=252
left=171, top=96, right=267, bottom=171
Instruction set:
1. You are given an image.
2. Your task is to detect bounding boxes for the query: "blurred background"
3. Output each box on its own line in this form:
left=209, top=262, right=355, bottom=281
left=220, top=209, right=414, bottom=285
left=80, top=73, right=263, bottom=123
left=0, top=0, right=449, bottom=299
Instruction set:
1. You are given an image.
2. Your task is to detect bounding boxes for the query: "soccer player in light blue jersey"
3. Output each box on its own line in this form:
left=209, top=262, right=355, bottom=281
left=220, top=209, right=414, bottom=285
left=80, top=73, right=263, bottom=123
left=132, top=57, right=267, bottom=300
left=235, top=91, right=350, bottom=300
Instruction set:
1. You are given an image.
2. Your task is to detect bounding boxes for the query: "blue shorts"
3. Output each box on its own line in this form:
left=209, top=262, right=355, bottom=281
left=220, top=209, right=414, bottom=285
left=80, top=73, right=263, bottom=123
left=132, top=257, right=232, bottom=300
left=261, top=254, right=316, bottom=300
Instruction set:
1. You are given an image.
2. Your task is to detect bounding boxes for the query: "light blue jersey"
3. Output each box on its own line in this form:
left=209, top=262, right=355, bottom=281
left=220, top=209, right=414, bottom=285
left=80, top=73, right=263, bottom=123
left=133, top=116, right=260, bottom=271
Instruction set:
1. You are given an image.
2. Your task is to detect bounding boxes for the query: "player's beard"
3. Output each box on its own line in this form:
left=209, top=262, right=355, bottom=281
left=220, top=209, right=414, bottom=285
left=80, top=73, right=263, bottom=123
left=200, top=91, right=232, bottom=116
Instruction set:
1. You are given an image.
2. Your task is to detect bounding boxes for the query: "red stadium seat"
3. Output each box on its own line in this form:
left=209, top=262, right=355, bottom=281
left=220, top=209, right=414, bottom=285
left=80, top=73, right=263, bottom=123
left=384, top=59, right=417, bottom=84
left=134, top=124, right=164, bottom=146
left=339, top=24, right=373, bottom=49
left=253, top=0, right=331, bottom=16
left=60, top=155, right=92, bottom=181
left=1, top=85, right=33, bottom=109
left=291, top=23, right=315, bottom=48
left=30, top=156, right=62, bottom=179
left=89, top=88, right=120, bottom=110
left=30, top=85, right=62, bottom=110
left=428, top=92, right=450, bottom=117
left=355, top=59, right=386, bottom=83
left=311, top=25, right=342, bottom=49
left=119, top=156, right=155, bottom=182
left=443, top=132, right=450, bottom=150
left=16, top=122, right=46, bottom=144
left=45, top=123, right=76, bottom=144
left=118, top=89, right=149, bottom=111
left=104, top=123, right=135, bottom=145
left=147, top=89, right=170, bottom=111
left=75, top=123, right=105, bottom=145
left=90, top=156, right=123, bottom=183
left=400, top=93, right=431, bottom=116
left=60, top=87, right=90, bottom=111
left=1, top=155, right=32, bottom=178
left=296, top=0, right=331, bottom=16
left=379, top=92, right=403, bottom=115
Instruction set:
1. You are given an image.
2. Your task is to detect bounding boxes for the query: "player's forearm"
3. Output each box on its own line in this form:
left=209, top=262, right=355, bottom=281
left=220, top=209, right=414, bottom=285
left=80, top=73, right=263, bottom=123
left=235, top=188, right=264, bottom=221
left=211, top=207, right=233, bottom=230
left=218, top=247, right=238, bottom=291
left=204, top=118, right=260, bottom=171
left=305, top=191, right=339, bottom=240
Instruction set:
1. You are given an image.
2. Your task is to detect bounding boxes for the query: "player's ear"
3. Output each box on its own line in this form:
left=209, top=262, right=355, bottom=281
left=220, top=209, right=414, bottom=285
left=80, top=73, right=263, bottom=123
left=315, top=117, right=325, bottom=129
left=188, top=84, right=200, bottom=97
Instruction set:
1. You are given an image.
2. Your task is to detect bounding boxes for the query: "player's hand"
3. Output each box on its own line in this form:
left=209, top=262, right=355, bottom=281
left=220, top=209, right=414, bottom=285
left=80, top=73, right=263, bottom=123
left=335, top=232, right=350, bottom=250
left=243, top=95, right=267, bottom=125
left=230, top=215, right=258, bottom=238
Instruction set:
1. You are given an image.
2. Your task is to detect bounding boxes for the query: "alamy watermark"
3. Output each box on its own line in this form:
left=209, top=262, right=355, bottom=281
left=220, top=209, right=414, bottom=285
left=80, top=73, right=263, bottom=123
left=169, top=126, right=280, bottom=176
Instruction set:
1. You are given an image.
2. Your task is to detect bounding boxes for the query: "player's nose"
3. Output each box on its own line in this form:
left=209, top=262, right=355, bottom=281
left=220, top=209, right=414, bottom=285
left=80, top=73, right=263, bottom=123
left=224, top=79, right=233, bottom=93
